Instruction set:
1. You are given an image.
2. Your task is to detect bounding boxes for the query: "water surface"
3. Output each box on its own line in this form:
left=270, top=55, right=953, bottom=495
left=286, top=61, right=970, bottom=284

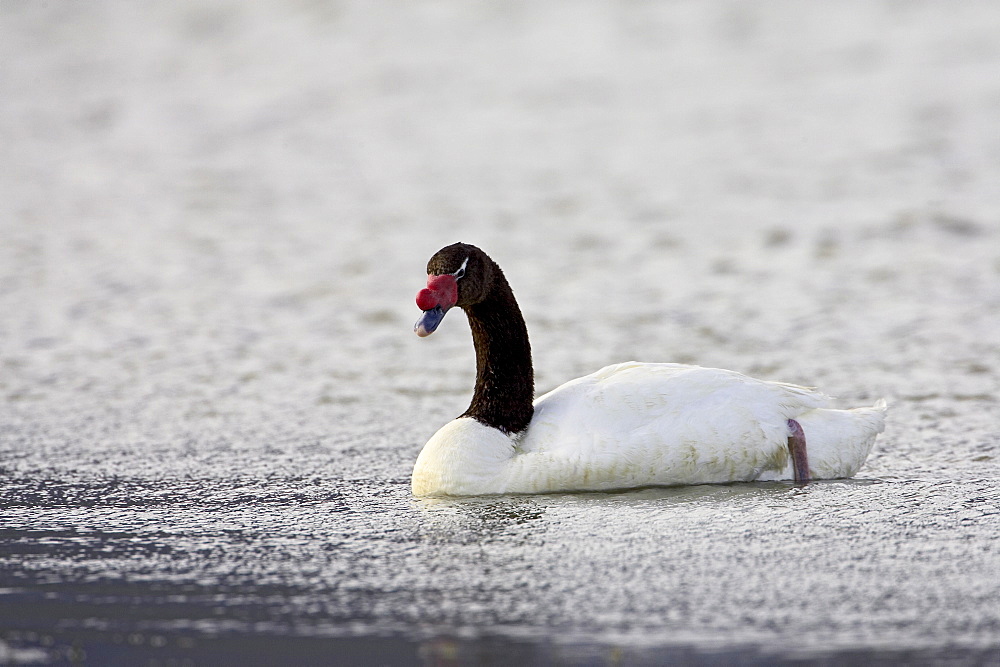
left=3, top=1, right=1000, bottom=664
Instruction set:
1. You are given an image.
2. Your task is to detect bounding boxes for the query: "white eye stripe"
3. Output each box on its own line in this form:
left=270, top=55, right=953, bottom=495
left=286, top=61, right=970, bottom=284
left=451, top=257, right=469, bottom=279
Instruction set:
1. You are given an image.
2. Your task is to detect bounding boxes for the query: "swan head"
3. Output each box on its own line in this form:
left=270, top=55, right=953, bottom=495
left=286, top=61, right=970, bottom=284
left=414, top=243, right=494, bottom=336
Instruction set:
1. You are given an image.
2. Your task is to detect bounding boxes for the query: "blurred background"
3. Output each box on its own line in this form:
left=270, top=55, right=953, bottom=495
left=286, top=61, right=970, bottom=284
left=2, top=1, right=999, bottom=664
left=3, top=0, right=998, bottom=475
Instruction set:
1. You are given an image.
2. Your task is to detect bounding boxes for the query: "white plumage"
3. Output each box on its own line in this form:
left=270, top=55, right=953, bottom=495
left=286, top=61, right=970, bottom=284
left=412, top=362, right=887, bottom=496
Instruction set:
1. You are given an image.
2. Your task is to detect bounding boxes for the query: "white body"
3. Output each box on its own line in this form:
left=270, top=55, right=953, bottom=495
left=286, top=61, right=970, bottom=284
left=412, top=362, right=886, bottom=496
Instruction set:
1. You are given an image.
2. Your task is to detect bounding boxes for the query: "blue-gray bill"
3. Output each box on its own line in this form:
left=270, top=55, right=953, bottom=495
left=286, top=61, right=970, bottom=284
left=414, top=306, right=446, bottom=337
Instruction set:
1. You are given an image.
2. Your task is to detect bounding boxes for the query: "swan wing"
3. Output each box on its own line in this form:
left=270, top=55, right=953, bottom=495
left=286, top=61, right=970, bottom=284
left=513, top=362, right=834, bottom=489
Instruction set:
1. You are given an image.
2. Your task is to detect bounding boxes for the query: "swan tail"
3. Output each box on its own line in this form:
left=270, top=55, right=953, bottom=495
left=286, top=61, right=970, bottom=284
left=793, top=399, right=887, bottom=479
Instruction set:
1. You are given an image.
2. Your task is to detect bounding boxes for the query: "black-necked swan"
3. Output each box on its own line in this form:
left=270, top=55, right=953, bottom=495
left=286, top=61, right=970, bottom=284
left=412, top=242, right=886, bottom=497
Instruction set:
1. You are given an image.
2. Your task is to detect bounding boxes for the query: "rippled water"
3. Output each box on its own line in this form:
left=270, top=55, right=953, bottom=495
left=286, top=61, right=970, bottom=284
left=3, top=1, right=1000, bottom=664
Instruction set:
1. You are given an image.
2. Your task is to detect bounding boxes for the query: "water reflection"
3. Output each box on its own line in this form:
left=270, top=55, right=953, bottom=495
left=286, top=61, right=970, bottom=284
left=408, top=482, right=810, bottom=546
left=413, top=480, right=829, bottom=513
left=544, top=481, right=801, bottom=506
left=412, top=496, right=546, bottom=541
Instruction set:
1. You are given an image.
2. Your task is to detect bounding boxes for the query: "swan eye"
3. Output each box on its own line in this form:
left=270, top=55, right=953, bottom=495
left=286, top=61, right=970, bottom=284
left=452, top=257, right=469, bottom=280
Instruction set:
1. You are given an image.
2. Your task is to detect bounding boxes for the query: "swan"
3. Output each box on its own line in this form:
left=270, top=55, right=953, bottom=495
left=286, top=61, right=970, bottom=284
left=411, top=242, right=886, bottom=497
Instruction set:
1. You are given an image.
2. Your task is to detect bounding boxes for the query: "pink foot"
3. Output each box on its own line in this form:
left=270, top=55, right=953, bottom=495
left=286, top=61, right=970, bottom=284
left=787, top=419, right=810, bottom=483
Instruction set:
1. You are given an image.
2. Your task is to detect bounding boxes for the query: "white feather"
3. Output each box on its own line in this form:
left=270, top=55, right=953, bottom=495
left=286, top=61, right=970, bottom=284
left=411, top=362, right=887, bottom=496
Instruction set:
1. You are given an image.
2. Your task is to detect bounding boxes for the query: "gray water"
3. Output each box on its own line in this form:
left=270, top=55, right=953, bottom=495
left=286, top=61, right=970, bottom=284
left=2, top=1, right=1000, bottom=664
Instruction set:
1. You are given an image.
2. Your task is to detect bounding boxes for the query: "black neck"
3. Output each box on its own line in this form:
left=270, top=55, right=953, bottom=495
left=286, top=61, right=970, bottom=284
left=461, top=276, right=534, bottom=434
